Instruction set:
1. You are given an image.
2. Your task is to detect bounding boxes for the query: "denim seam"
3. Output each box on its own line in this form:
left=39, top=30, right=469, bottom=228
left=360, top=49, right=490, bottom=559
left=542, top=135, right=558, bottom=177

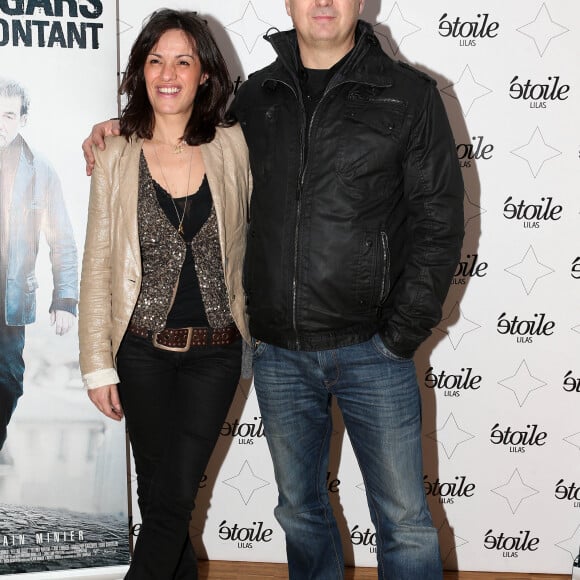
left=322, top=349, right=341, bottom=389
left=348, top=446, right=385, bottom=580
left=316, top=415, right=344, bottom=579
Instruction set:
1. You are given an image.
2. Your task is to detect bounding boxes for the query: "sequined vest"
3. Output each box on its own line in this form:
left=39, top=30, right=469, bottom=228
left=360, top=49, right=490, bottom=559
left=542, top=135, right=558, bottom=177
left=130, top=153, right=234, bottom=333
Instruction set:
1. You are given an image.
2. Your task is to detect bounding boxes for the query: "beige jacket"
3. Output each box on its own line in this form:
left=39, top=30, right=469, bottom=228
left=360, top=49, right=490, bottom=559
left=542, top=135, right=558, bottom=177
left=79, top=125, right=251, bottom=389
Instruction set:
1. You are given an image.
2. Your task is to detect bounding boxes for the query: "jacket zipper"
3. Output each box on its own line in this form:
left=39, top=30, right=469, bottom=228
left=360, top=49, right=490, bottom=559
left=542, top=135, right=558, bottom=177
left=266, top=32, right=390, bottom=349
left=379, top=231, right=389, bottom=306
left=293, top=80, right=350, bottom=349
left=269, top=79, right=304, bottom=349
left=293, top=85, right=305, bottom=350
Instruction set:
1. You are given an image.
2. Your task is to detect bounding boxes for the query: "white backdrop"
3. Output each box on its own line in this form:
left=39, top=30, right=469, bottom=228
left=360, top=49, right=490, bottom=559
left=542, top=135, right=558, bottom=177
left=116, top=0, right=580, bottom=575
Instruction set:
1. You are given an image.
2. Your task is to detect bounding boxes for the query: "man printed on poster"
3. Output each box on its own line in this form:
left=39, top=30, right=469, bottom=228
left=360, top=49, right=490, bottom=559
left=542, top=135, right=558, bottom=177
left=0, top=77, right=78, bottom=457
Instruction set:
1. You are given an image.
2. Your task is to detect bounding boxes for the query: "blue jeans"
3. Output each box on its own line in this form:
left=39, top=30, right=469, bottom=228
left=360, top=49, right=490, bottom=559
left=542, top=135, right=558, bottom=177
left=253, top=334, right=442, bottom=580
left=0, top=321, right=25, bottom=451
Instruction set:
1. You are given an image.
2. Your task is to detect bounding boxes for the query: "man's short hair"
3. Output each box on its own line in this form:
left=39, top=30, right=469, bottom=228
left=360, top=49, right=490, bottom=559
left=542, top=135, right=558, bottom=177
left=0, top=78, right=30, bottom=116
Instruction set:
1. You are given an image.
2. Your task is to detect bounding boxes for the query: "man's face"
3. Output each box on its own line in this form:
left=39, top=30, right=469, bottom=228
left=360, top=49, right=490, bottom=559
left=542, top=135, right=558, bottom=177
left=285, top=0, right=364, bottom=50
left=0, top=95, right=26, bottom=149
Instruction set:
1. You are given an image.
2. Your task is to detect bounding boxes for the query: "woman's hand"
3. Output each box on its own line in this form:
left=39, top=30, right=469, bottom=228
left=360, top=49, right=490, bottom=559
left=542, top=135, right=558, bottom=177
left=88, top=384, right=124, bottom=421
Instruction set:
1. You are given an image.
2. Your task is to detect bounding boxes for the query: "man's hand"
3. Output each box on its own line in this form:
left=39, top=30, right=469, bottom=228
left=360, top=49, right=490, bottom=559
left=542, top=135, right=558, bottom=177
left=50, top=310, right=75, bottom=335
left=88, top=384, right=124, bottom=421
left=82, top=119, right=120, bottom=176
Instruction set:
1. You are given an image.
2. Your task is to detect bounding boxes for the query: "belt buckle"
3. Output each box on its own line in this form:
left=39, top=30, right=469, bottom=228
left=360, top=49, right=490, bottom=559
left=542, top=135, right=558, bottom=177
left=152, top=327, right=193, bottom=352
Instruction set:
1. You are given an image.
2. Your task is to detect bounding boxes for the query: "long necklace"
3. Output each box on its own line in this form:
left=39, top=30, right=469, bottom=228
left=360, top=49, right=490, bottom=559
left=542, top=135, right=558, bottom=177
left=153, top=143, right=194, bottom=236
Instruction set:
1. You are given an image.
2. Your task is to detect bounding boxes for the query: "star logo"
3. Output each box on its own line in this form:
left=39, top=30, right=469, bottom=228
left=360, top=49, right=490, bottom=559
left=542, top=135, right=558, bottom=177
left=504, top=245, right=555, bottom=295
left=491, top=468, right=539, bottom=514
left=441, top=65, right=492, bottom=117
left=511, top=126, right=561, bottom=178
left=555, top=524, right=580, bottom=561
left=438, top=519, right=468, bottom=563
left=223, top=460, right=271, bottom=505
left=498, top=360, right=547, bottom=407
left=426, top=413, right=475, bottom=459
left=226, top=2, right=273, bottom=53
left=464, top=189, right=486, bottom=229
left=572, top=324, right=580, bottom=335
left=435, top=302, right=482, bottom=350
left=563, top=431, right=580, bottom=453
left=516, top=3, right=569, bottom=57
left=118, top=18, right=133, bottom=36
left=374, top=3, right=421, bottom=56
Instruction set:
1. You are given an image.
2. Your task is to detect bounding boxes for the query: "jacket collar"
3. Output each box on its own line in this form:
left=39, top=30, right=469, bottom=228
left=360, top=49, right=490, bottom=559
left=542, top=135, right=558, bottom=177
left=200, top=129, right=227, bottom=233
left=2, top=134, right=34, bottom=165
left=264, top=20, right=393, bottom=88
left=119, top=136, right=143, bottom=267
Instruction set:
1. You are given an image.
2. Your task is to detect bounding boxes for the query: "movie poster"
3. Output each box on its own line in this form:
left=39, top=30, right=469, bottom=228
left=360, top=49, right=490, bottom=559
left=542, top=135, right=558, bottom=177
left=0, top=1, right=129, bottom=574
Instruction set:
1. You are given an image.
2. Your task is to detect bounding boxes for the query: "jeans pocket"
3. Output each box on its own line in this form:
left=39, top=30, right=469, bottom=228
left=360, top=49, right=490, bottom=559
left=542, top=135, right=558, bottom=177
left=251, top=337, right=268, bottom=359
left=372, top=333, right=411, bottom=362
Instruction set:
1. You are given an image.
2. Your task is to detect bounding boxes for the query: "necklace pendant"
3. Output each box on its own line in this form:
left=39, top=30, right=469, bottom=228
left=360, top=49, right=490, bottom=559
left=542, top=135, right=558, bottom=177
left=178, top=223, right=184, bottom=236
left=174, top=142, right=184, bottom=154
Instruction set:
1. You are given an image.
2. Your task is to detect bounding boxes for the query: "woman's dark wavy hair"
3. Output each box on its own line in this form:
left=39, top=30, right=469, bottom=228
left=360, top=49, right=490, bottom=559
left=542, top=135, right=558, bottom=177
left=119, top=9, right=232, bottom=145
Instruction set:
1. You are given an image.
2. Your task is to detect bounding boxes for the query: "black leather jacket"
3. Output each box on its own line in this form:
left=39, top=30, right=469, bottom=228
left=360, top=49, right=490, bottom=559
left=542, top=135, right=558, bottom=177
left=231, top=21, right=464, bottom=357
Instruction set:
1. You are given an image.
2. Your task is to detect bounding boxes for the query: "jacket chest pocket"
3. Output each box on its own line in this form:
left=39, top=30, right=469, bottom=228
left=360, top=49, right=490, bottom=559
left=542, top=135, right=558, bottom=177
left=335, top=100, right=406, bottom=193
left=240, top=105, right=283, bottom=181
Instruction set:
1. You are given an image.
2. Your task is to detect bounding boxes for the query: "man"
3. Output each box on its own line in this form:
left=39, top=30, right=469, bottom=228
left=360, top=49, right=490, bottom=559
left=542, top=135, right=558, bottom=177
left=0, top=78, right=78, bottom=452
left=230, top=1, right=464, bottom=577
left=83, top=1, right=464, bottom=577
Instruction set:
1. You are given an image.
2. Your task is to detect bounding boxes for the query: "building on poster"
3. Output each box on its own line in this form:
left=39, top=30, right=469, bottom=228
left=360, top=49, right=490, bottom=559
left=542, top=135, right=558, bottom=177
left=0, top=1, right=129, bottom=575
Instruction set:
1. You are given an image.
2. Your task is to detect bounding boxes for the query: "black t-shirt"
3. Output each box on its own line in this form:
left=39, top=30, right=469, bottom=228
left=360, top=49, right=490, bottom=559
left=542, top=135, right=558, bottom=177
left=154, top=175, right=212, bottom=327
left=299, top=48, right=353, bottom=152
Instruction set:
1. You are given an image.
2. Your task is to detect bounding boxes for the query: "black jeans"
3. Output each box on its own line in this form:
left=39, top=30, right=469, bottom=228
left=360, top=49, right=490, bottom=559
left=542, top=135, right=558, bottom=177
left=117, top=331, right=242, bottom=580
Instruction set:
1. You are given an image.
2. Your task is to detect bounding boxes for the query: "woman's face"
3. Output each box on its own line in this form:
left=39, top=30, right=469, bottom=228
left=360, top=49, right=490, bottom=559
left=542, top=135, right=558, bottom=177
left=144, top=28, right=207, bottom=120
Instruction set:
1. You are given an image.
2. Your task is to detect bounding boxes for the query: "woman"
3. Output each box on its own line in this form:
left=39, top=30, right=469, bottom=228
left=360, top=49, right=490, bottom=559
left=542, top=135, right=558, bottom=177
left=78, top=9, right=251, bottom=579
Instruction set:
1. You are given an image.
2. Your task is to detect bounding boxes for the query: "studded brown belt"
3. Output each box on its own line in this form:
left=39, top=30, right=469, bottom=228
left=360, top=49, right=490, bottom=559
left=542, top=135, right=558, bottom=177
left=128, top=323, right=240, bottom=352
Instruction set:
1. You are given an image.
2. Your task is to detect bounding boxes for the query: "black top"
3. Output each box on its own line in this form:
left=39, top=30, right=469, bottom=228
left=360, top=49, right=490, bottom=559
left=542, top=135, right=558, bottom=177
left=154, top=175, right=212, bottom=327
left=299, top=48, right=352, bottom=157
